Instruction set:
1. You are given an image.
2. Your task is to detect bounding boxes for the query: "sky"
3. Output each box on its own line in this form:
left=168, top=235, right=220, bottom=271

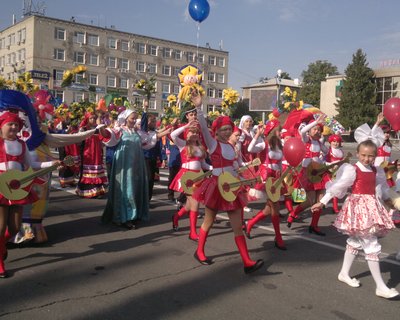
left=1, top=0, right=400, bottom=93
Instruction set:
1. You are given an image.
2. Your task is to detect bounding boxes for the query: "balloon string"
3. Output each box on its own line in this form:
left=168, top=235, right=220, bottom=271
left=196, top=22, right=200, bottom=70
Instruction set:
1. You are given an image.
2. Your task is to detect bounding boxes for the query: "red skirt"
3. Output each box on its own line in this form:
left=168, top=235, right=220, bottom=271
left=192, top=175, right=248, bottom=211
left=169, top=168, right=201, bottom=193
left=294, top=167, right=330, bottom=191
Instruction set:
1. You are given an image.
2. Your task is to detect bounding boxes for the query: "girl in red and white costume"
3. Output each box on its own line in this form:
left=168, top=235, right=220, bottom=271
left=244, top=119, right=287, bottom=250
left=374, top=123, right=395, bottom=186
left=287, top=114, right=329, bottom=235
left=191, top=93, right=263, bottom=274
left=312, top=124, right=398, bottom=299
left=170, top=121, right=211, bottom=241
left=326, top=134, right=344, bottom=213
left=0, top=111, right=61, bottom=278
left=238, top=115, right=254, bottom=163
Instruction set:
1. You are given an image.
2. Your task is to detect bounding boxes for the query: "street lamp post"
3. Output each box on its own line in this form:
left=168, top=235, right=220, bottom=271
left=276, top=69, right=282, bottom=113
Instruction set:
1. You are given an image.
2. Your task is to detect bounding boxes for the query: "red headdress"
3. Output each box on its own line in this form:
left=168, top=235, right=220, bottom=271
left=211, top=116, right=233, bottom=134
left=328, top=134, right=343, bottom=144
left=0, top=111, right=24, bottom=129
left=264, top=119, right=280, bottom=137
left=379, top=125, right=391, bottom=133
left=233, top=126, right=242, bottom=136
left=79, top=111, right=96, bottom=129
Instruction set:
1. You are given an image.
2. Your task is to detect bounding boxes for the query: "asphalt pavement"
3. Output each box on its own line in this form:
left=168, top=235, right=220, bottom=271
left=1, top=144, right=400, bottom=320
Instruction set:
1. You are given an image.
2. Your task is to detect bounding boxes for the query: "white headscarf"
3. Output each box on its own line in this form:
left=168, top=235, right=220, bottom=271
left=238, top=115, right=253, bottom=130
left=117, top=109, right=136, bottom=126
left=354, top=123, right=385, bottom=148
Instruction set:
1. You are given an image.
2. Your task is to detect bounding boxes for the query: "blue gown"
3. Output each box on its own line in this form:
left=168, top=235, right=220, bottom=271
left=102, top=128, right=149, bottom=224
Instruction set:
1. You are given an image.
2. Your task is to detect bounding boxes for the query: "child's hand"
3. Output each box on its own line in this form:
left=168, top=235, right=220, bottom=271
left=376, top=112, right=384, bottom=125
left=311, top=202, right=324, bottom=212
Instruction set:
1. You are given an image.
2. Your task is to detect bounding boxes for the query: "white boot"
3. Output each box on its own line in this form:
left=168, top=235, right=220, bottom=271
left=368, top=260, right=399, bottom=299
left=338, top=250, right=360, bottom=287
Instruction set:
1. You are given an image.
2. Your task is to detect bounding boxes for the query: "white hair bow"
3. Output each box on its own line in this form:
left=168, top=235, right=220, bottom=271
left=354, top=123, right=385, bottom=148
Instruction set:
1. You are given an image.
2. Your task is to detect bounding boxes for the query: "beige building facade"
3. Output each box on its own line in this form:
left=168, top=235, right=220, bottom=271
left=0, top=15, right=229, bottom=114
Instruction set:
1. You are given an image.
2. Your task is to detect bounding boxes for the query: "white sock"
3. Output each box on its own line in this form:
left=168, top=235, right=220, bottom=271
left=339, top=250, right=356, bottom=279
left=367, top=260, right=390, bottom=292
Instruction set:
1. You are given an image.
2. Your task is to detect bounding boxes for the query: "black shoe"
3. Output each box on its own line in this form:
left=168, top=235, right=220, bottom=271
left=243, top=220, right=252, bottom=239
left=122, top=221, right=134, bottom=230
left=244, top=259, right=264, bottom=274
left=3, top=249, right=7, bottom=261
left=194, top=252, right=213, bottom=265
left=0, top=271, right=9, bottom=278
left=274, top=240, right=287, bottom=251
left=308, top=226, right=326, bottom=236
left=172, top=215, right=179, bottom=231
left=287, top=214, right=295, bottom=228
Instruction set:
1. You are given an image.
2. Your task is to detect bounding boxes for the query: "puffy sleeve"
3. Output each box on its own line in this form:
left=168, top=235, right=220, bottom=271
left=196, top=107, right=217, bottom=153
left=248, top=136, right=265, bottom=153
left=320, top=163, right=356, bottom=205
left=139, top=130, right=158, bottom=150
left=376, top=166, right=390, bottom=200
left=170, top=125, right=186, bottom=150
left=102, top=128, right=122, bottom=147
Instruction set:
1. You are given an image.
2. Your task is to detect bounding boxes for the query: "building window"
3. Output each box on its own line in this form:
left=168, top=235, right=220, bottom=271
left=121, top=40, right=129, bottom=51
left=10, top=34, right=15, bottom=45
left=207, top=88, right=215, bottom=98
left=74, top=92, right=84, bottom=102
left=148, top=63, right=157, bottom=74
left=75, top=73, right=84, bottom=83
left=197, top=53, right=204, bottom=64
left=137, top=43, right=146, bottom=54
left=136, top=61, right=145, bottom=73
left=54, top=90, right=64, bottom=101
left=187, top=52, right=195, bottom=62
left=174, top=50, right=182, bottom=60
left=209, top=56, right=216, bottom=65
left=149, top=99, right=156, bottom=110
left=54, top=49, right=65, bottom=61
left=54, top=69, right=64, bottom=81
left=173, top=84, right=180, bottom=95
left=217, top=57, right=225, bottom=67
left=88, top=74, right=98, bottom=85
left=162, top=82, right=170, bottom=94
left=217, top=89, right=223, bottom=98
left=120, top=58, right=129, bottom=70
left=107, top=75, right=116, bottom=87
left=120, top=77, right=128, bottom=88
left=208, top=72, right=215, bottom=82
left=55, top=28, right=66, bottom=40
left=217, top=73, right=225, bottom=83
left=88, top=54, right=98, bottom=66
left=162, top=65, right=171, bottom=76
left=87, top=34, right=99, bottom=46
left=74, top=52, right=85, bottom=64
left=207, top=105, right=214, bottom=113
left=74, top=31, right=85, bottom=44
left=107, top=57, right=117, bottom=68
left=20, top=28, right=26, bottom=42
left=163, top=48, right=172, bottom=59
left=149, top=45, right=157, bottom=56
left=88, top=93, right=98, bottom=103
left=173, top=66, right=180, bottom=76
left=108, top=38, right=117, bottom=49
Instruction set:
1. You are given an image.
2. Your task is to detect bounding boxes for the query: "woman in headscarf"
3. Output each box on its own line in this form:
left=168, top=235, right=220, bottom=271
left=101, top=109, right=171, bottom=229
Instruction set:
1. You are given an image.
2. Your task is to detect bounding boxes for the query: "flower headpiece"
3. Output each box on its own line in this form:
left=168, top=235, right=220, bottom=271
left=354, top=123, right=385, bottom=148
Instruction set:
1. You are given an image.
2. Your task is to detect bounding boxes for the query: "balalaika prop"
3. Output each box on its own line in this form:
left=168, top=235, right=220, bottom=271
left=0, top=156, right=74, bottom=201
left=306, top=152, right=352, bottom=183
left=218, top=172, right=261, bottom=202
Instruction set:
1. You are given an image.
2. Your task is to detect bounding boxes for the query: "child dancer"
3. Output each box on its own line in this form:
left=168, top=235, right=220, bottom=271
left=170, top=121, right=211, bottom=241
left=325, top=134, right=344, bottom=213
left=244, top=119, right=287, bottom=250
left=191, top=93, right=263, bottom=274
left=312, top=124, right=398, bottom=299
left=287, top=115, right=329, bottom=235
left=0, top=111, right=61, bottom=278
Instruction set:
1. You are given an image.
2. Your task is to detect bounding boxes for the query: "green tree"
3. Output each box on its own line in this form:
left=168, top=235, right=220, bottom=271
left=299, top=60, right=339, bottom=107
left=335, top=49, right=377, bottom=130
left=231, top=100, right=260, bottom=123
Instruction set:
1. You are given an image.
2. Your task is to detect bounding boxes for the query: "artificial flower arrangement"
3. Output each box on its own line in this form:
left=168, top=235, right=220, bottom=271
left=134, top=77, right=156, bottom=101
left=207, top=110, right=221, bottom=121
left=161, top=94, right=180, bottom=125
left=0, top=73, right=39, bottom=95
left=61, top=65, right=87, bottom=88
left=221, top=87, right=240, bottom=116
left=280, top=86, right=304, bottom=113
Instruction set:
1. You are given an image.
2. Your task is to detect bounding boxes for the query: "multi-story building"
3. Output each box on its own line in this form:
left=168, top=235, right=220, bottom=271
left=0, top=14, right=229, bottom=114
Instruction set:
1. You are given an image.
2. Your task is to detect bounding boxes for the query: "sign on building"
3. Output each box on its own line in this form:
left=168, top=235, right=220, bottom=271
left=249, top=89, right=277, bottom=111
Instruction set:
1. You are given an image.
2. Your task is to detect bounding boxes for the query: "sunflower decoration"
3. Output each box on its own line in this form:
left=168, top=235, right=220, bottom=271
left=67, top=101, right=95, bottom=127
left=280, top=86, right=304, bottom=113
left=221, top=87, right=240, bottom=116
left=161, top=94, right=180, bottom=125
left=134, top=77, right=156, bottom=101
left=61, top=65, right=87, bottom=88
left=177, top=64, right=204, bottom=108
left=14, top=72, right=39, bottom=95
left=54, top=103, right=70, bottom=122
left=207, top=110, right=221, bottom=121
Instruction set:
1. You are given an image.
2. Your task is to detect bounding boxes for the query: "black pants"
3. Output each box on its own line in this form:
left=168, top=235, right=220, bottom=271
left=145, top=157, right=157, bottom=201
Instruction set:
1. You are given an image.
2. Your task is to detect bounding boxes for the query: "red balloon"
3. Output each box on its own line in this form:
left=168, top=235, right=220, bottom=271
left=283, top=137, right=305, bottom=167
left=383, top=97, right=400, bottom=131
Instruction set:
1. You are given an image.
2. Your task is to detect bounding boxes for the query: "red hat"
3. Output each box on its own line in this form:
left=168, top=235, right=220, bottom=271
left=264, top=119, right=280, bottom=137
left=0, top=111, right=24, bottom=129
left=233, top=126, right=242, bottom=135
left=380, top=125, right=391, bottom=133
left=328, top=134, right=342, bottom=143
left=211, top=116, right=233, bottom=134
left=79, top=111, right=96, bottom=128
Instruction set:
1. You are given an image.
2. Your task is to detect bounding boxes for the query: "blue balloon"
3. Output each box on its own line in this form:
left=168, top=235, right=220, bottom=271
left=188, top=0, right=210, bottom=23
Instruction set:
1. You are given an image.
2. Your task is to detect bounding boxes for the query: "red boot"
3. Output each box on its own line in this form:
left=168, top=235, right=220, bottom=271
left=287, top=205, right=303, bottom=228
left=309, top=209, right=325, bottom=236
left=194, top=228, right=213, bottom=265
left=245, top=210, right=266, bottom=239
left=188, top=211, right=199, bottom=241
left=172, top=207, right=188, bottom=231
left=332, top=197, right=340, bottom=214
left=0, top=235, right=8, bottom=278
left=235, top=235, right=264, bottom=274
left=271, top=214, right=286, bottom=250
left=284, top=197, right=293, bottom=214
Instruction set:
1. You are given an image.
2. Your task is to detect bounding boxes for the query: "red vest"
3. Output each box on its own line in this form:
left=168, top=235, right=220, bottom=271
left=351, top=165, right=376, bottom=195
